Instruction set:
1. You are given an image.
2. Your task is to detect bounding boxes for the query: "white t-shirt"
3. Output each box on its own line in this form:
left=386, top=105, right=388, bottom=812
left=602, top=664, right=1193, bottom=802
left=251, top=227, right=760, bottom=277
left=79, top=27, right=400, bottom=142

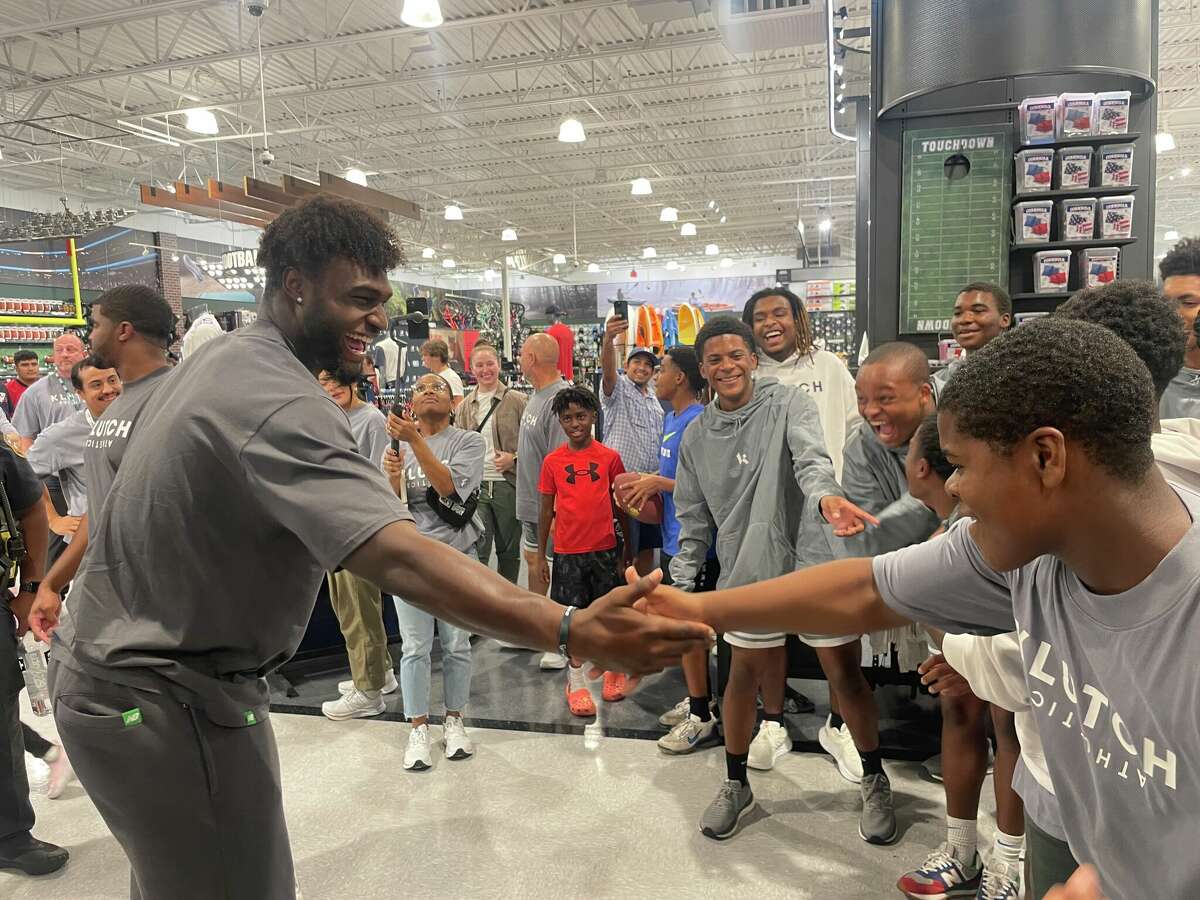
left=757, top=348, right=860, bottom=480
left=437, top=366, right=465, bottom=399
left=472, top=390, right=501, bottom=481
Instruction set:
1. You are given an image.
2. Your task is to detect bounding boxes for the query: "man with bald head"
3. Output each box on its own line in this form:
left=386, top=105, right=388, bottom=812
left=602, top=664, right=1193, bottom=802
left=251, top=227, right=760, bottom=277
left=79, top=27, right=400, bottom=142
left=515, top=333, right=570, bottom=620
left=14, top=333, right=86, bottom=452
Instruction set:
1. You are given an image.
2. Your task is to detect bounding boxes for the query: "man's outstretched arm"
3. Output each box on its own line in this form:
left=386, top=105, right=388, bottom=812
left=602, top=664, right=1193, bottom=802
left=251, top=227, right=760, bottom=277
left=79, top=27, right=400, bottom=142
left=345, top=520, right=714, bottom=675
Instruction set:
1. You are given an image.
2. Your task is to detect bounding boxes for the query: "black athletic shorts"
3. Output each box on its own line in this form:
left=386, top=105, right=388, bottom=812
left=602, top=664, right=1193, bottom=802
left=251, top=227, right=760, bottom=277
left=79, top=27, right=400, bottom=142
left=660, top=552, right=720, bottom=592
left=551, top=547, right=622, bottom=609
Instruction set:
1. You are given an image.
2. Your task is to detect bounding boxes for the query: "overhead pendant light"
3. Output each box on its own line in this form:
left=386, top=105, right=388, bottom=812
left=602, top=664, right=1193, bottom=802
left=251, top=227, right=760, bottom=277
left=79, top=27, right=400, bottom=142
left=501, top=227, right=518, bottom=241
left=557, top=117, right=587, bottom=143
left=552, top=253, right=567, bottom=265
left=422, top=247, right=435, bottom=259
left=659, top=207, right=678, bottom=223
left=666, top=261, right=679, bottom=270
left=444, top=204, right=463, bottom=221
left=344, top=168, right=368, bottom=186
left=184, top=108, right=219, bottom=135
left=587, top=262, right=601, bottom=273
left=1183, top=167, right=1193, bottom=178
left=719, top=257, right=734, bottom=268
left=484, top=268, right=497, bottom=280
left=1157, top=132, right=1177, bottom=154
left=680, top=222, right=697, bottom=237
left=631, top=177, right=653, bottom=196
left=818, top=218, right=833, bottom=233
left=705, top=244, right=719, bottom=256
left=719, top=215, right=727, bottom=224
left=400, top=0, right=444, bottom=28
left=708, top=200, right=717, bottom=210
left=1165, top=229, right=1181, bottom=241
left=643, top=247, right=657, bottom=258
left=442, top=258, right=456, bottom=268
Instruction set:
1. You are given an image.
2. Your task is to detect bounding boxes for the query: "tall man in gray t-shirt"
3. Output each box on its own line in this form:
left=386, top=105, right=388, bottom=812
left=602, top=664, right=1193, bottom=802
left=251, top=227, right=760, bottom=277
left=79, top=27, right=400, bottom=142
left=515, top=332, right=569, bottom=600
left=29, top=197, right=713, bottom=900
left=640, top=319, right=1200, bottom=900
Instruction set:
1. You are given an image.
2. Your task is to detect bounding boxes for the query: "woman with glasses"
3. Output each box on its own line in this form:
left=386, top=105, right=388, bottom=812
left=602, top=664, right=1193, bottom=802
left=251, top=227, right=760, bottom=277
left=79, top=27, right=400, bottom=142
left=382, top=373, right=485, bottom=770
left=316, top=369, right=397, bottom=721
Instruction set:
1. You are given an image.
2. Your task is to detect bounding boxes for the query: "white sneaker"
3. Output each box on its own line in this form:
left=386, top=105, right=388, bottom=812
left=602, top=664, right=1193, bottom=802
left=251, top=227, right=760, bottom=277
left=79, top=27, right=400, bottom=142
left=321, top=688, right=385, bottom=721
left=494, top=639, right=530, bottom=650
left=338, top=669, right=398, bottom=696
left=658, top=714, right=719, bottom=755
left=539, top=651, right=568, bottom=670
left=404, top=724, right=433, bottom=771
left=659, top=696, right=690, bottom=727
left=442, top=716, right=474, bottom=760
left=818, top=716, right=864, bottom=784
left=44, top=745, right=75, bottom=800
left=747, top=720, right=792, bottom=771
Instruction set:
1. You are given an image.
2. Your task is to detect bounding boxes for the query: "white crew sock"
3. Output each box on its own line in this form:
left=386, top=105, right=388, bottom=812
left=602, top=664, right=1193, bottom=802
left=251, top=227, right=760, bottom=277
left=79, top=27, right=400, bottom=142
left=946, top=815, right=978, bottom=864
left=992, top=829, right=1025, bottom=869
left=567, top=664, right=587, bottom=691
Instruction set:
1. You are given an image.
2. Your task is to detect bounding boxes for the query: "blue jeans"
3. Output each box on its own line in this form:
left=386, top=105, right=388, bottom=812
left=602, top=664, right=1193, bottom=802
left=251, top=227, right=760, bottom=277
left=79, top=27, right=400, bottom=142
left=394, top=598, right=472, bottom=720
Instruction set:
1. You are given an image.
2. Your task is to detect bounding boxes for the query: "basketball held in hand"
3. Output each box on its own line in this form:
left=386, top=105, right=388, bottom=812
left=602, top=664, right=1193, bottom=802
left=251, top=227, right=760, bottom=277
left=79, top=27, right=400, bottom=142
left=613, top=472, right=664, bottom=524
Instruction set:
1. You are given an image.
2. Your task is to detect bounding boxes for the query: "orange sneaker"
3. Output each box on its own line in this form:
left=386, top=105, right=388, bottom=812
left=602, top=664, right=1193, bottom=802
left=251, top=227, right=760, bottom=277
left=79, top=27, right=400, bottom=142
left=566, top=668, right=596, bottom=717
left=602, top=671, right=627, bottom=702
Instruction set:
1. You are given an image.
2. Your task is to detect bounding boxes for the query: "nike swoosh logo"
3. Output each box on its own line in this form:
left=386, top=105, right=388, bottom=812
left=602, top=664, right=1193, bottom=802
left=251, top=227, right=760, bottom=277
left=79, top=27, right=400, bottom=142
left=662, top=431, right=677, bottom=443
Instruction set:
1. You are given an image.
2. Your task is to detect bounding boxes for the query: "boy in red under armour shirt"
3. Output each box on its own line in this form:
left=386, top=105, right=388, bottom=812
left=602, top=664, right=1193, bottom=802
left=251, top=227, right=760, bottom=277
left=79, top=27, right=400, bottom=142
left=538, top=386, right=634, bottom=717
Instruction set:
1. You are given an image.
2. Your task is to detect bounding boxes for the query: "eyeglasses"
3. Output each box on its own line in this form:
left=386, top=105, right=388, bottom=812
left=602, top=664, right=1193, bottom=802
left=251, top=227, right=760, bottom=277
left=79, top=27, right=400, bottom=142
left=412, top=382, right=450, bottom=395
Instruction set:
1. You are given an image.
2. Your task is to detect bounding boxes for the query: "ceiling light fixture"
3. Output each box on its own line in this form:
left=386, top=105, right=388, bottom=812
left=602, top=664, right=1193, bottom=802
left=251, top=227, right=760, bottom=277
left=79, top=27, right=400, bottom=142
left=643, top=247, right=657, bottom=258
left=666, top=261, right=679, bottom=270
left=557, top=117, right=587, bottom=143
left=1165, top=229, right=1181, bottom=241
left=552, top=253, right=567, bottom=265
left=1183, top=167, right=1193, bottom=178
left=708, top=200, right=717, bottom=210
left=1157, top=132, right=1177, bottom=154
left=659, top=207, right=678, bottom=223
left=818, top=218, right=833, bottom=233
left=183, top=108, right=219, bottom=135
left=705, top=244, right=719, bottom=256
left=422, top=247, right=435, bottom=259
left=442, top=258, right=456, bottom=268
left=501, top=227, right=517, bottom=241
left=631, top=178, right=653, bottom=196
left=344, top=168, right=368, bottom=186
left=719, top=215, right=727, bottom=224
left=444, top=204, right=463, bottom=221
left=587, top=263, right=601, bottom=273
left=719, top=258, right=733, bottom=268
left=680, top=222, right=697, bottom=236
left=400, top=0, right=444, bottom=29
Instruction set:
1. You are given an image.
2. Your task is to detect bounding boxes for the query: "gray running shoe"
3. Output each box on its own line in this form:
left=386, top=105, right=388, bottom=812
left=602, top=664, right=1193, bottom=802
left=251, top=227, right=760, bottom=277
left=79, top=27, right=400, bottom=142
left=699, top=780, right=754, bottom=840
left=858, top=772, right=897, bottom=844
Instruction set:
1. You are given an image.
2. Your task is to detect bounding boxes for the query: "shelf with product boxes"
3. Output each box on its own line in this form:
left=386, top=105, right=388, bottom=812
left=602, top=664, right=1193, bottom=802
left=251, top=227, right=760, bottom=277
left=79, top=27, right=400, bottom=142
left=0, top=298, right=79, bottom=319
left=1011, top=89, right=1143, bottom=300
left=0, top=325, right=71, bottom=344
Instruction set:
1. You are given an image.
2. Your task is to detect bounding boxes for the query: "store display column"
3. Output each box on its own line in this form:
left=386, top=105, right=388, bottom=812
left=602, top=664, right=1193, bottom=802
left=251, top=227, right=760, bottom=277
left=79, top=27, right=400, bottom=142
left=865, top=0, right=1157, bottom=353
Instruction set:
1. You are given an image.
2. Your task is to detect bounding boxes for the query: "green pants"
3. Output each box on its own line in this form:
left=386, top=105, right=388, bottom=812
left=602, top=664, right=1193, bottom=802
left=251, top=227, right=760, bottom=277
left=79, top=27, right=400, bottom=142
left=475, top=479, right=521, bottom=584
left=327, top=569, right=392, bottom=692
left=1024, top=815, right=1078, bottom=900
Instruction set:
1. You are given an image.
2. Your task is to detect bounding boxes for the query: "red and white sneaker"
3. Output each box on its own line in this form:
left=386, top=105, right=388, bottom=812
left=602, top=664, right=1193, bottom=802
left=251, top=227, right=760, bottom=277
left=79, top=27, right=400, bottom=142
left=897, top=844, right=982, bottom=899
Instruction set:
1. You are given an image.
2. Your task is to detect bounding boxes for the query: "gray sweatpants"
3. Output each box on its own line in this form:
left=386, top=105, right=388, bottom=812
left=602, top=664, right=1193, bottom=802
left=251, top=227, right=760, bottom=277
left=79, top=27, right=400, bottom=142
left=50, top=662, right=295, bottom=899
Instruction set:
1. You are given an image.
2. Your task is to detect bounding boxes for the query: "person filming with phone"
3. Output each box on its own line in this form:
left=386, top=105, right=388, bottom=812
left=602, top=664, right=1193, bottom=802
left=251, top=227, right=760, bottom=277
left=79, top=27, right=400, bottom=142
left=382, top=373, right=486, bottom=771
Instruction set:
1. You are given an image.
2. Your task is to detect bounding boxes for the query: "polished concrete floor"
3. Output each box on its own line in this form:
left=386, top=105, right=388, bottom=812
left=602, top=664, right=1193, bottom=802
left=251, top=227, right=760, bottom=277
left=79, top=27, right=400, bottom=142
left=10, top=686, right=1001, bottom=900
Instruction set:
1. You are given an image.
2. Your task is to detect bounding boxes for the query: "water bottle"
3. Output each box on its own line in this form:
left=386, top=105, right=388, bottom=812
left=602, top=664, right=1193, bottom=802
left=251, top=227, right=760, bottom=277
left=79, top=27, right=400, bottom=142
left=19, top=631, right=51, bottom=716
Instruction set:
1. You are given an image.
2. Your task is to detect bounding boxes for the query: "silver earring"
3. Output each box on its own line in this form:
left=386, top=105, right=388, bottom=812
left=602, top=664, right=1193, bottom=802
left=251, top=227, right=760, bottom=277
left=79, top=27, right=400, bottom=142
left=296, top=295, right=303, bottom=305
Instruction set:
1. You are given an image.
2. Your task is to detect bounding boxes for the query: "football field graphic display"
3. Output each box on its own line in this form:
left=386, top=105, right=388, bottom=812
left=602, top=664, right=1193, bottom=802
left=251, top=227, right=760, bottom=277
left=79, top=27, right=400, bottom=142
left=899, top=125, right=1012, bottom=333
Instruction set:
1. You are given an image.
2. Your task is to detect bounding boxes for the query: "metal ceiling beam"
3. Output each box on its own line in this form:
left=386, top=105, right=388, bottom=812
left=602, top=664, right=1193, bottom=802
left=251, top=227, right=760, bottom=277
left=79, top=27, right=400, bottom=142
left=0, top=0, right=215, bottom=42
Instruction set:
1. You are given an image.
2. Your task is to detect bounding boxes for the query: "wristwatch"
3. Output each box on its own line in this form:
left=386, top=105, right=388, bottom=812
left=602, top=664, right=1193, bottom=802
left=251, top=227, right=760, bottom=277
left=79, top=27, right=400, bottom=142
left=19, top=581, right=41, bottom=594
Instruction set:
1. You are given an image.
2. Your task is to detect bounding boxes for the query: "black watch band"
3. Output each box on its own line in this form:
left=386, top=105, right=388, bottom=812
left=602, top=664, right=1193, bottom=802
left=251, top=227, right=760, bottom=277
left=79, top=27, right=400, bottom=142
left=19, top=581, right=40, bottom=594
left=557, top=606, right=575, bottom=658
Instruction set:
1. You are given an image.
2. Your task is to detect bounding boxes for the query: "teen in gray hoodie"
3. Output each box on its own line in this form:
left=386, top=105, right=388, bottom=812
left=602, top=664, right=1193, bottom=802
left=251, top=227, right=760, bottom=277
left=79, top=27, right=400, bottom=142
left=670, top=316, right=877, bottom=843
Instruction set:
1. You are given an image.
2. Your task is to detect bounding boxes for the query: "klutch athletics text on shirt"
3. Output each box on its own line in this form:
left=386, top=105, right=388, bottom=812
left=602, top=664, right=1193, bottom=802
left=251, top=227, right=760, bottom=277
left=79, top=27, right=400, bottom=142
left=83, top=366, right=173, bottom=509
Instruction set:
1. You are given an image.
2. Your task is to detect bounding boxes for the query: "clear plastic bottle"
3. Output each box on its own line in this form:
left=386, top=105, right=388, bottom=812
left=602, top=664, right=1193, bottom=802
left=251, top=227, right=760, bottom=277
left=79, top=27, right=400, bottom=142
left=19, top=632, right=51, bottom=716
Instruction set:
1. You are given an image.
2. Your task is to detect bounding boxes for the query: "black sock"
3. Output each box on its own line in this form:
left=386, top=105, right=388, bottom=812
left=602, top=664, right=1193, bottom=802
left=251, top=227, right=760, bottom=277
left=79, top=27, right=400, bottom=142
left=859, top=747, right=884, bottom=776
left=762, top=711, right=783, bottom=725
left=690, top=696, right=712, bottom=722
left=829, top=712, right=845, bottom=730
left=726, top=751, right=749, bottom=786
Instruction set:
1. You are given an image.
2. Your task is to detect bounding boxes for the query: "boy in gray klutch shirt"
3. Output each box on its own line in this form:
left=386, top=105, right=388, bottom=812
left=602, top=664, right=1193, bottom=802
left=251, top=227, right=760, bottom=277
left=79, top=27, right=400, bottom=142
left=670, top=317, right=876, bottom=843
left=643, top=318, right=1200, bottom=900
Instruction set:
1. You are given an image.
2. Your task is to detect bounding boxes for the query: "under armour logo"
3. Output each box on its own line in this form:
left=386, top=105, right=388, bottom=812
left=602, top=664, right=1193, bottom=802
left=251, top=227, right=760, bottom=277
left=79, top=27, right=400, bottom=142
left=565, top=462, right=600, bottom=484
left=735, top=453, right=750, bottom=465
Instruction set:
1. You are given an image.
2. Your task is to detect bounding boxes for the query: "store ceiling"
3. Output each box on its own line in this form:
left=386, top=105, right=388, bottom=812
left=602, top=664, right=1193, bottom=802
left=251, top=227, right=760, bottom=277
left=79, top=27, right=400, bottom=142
left=0, top=0, right=1194, bottom=274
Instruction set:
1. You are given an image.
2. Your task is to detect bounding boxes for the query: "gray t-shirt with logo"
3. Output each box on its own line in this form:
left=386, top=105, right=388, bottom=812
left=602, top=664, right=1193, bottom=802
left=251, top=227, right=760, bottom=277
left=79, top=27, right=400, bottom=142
left=82, top=366, right=173, bottom=515
left=26, top=408, right=92, bottom=521
left=515, top=378, right=568, bottom=524
left=872, top=487, right=1200, bottom=900
left=12, top=373, right=83, bottom=440
left=394, top=426, right=485, bottom=553
left=54, top=319, right=412, bottom=726
left=346, top=402, right=388, bottom=467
